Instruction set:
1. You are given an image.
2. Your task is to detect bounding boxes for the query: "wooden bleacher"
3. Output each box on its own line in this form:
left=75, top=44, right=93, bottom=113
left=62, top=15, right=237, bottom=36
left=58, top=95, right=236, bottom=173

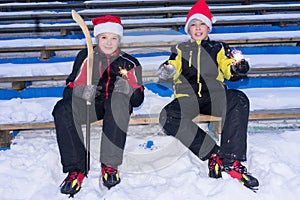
left=0, top=1, right=299, bottom=59
left=0, top=28, right=299, bottom=60
left=0, top=0, right=299, bottom=147
left=0, top=71, right=157, bottom=90
left=0, top=108, right=299, bottom=146
left=1, top=14, right=299, bottom=36
left=0, top=0, right=299, bottom=78
left=0, top=108, right=298, bottom=131
left=1, top=66, right=299, bottom=91
left=1, top=4, right=300, bottom=20
left=0, top=6, right=299, bottom=34
left=0, top=0, right=240, bottom=12
left=1, top=0, right=300, bottom=12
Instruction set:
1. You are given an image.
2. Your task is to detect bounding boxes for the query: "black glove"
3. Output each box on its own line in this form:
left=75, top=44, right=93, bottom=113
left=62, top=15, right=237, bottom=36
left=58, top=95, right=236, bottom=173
left=231, top=59, right=249, bottom=75
left=114, top=76, right=133, bottom=97
left=73, top=85, right=101, bottom=102
left=156, top=61, right=176, bottom=80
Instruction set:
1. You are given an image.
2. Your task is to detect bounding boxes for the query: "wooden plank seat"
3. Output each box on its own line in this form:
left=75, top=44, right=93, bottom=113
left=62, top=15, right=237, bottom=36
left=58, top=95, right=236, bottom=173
left=1, top=0, right=299, bottom=13
left=2, top=0, right=299, bottom=6
left=0, top=0, right=250, bottom=12
left=0, top=114, right=222, bottom=132
left=1, top=36, right=299, bottom=60
left=0, top=108, right=299, bottom=132
left=0, top=114, right=222, bottom=147
left=248, top=67, right=300, bottom=78
left=84, top=0, right=300, bottom=8
left=249, top=108, right=300, bottom=121
left=0, top=0, right=198, bottom=12
left=0, top=66, right=299, bottom=91
left=0, top=29, right=299, bottom=60
left=0, top=11, right=299, bottom=33
left=0, top=75, right=68, bottom=90
left=0, top=72, right=157, bottom=90
left=0, top=75, right=68, bottom=83
left=1, top=108, right=300, bottom=148
left=0, top=2, right=85, bottom=12
left=0, top=71, right=158, bottom=83
left=0, top=66, right=297, bottom=83
left=1, top=4, right=300, bottom=21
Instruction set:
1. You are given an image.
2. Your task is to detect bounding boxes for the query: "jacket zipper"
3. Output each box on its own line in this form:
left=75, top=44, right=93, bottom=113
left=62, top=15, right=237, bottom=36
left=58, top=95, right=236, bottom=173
left=189, top=51, right=192, bottom=67
left=197, top=45, right=202, bottom=97
left=105, top=57, right=111, bottom=99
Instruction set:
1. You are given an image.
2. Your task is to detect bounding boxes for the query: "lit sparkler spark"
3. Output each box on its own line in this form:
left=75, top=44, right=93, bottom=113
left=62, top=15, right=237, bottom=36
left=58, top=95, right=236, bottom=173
left=232, top=49, right=244, bottom=64
left=119, top=67, right=128, bottom=78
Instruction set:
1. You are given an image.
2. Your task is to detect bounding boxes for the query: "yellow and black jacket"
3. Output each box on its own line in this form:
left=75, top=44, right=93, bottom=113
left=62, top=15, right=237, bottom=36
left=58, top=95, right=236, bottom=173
left=168, top=38, right=236, bottom=98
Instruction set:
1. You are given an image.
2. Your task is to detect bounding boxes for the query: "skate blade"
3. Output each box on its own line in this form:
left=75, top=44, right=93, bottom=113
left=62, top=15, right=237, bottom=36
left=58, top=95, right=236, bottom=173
left=245, top=185, right=259, bottom=193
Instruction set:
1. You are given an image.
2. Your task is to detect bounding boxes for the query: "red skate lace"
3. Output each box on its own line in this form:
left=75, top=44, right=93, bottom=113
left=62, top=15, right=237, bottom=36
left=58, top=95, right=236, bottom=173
left=209, top=154, right=222, bottom=170
left=65, top=171, right=79, bottom=182
left=231, top=161, right=247, bottom=174
left=103, top=165, right=117, bottom=175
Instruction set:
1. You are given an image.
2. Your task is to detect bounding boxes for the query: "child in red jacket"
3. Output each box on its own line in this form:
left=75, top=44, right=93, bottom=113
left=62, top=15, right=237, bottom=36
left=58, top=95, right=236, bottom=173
left=53, top=15, right=144, bottom=197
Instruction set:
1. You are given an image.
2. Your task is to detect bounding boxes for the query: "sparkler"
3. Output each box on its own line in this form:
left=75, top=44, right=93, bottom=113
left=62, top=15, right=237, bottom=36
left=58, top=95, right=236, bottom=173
left=232, top=49, right=244, bottom=64
left=119, top=67, right=128, bottom=78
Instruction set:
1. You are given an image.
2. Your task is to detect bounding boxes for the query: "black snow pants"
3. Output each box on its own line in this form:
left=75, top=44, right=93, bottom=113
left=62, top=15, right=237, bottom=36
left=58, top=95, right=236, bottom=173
left=159, top=89, right=249, bottom=161
left=52, top=87, right=131, bottom=173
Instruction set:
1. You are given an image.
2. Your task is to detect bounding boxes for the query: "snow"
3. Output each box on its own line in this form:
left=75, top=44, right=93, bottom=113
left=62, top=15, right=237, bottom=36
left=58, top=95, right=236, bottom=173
left=1, top=125, right=300, bottom=199
left=0, top=2, right=300, bottom=200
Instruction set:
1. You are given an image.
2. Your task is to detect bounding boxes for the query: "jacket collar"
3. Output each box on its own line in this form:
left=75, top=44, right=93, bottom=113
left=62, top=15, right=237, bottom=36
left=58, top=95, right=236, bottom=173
left=189, top=36, right=210, bottom=45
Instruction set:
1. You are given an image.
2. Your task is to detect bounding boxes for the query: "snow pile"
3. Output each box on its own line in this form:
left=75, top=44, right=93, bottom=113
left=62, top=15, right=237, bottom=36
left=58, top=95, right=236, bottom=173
left=1, top=128, right=300, bottom=199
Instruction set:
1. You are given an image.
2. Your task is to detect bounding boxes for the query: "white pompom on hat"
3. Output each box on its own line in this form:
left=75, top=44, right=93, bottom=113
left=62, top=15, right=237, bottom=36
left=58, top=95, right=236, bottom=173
left=184, top=0, right=215, bottom=34
left=92, top=15, right=123, bottom=38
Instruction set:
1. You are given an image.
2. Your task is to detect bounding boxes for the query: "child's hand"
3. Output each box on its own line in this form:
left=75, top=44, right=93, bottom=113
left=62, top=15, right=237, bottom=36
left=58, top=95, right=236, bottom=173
left=73, top=85, right=101, bottom=102
left=157, top=61, right=176, bottom=80
left=114, top=76, right=133, bottom=97
left=231, top=59, right=249, bottom=75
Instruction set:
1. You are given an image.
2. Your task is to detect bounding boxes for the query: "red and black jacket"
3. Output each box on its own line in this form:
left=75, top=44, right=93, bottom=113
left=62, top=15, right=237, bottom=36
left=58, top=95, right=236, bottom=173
left=66, top=47, right=144, bottom=107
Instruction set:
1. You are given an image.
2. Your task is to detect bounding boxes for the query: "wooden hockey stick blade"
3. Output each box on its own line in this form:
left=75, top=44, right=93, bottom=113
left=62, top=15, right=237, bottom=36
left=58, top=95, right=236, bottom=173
left=71, top=10, right=94, bottom=87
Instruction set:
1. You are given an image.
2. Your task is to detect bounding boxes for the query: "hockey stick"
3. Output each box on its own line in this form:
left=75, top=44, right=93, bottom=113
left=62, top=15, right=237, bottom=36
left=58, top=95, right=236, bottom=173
left=71, top=10, right=94, bottom=174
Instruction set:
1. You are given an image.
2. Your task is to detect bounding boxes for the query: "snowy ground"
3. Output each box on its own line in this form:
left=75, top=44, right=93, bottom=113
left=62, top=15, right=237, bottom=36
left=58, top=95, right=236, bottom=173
left=1, top=124, right=300, bottom=200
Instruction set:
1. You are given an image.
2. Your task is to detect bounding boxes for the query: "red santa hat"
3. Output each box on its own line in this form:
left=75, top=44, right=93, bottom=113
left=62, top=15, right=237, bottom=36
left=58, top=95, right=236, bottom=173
left=92, top=15, right=123, bottom=38
left=184, top=0, right=215, bottom=34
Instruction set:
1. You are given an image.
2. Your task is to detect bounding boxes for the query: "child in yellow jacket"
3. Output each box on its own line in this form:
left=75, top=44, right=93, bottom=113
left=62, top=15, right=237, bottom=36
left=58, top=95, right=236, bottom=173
left=158, top=0, right=258, bottom=190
